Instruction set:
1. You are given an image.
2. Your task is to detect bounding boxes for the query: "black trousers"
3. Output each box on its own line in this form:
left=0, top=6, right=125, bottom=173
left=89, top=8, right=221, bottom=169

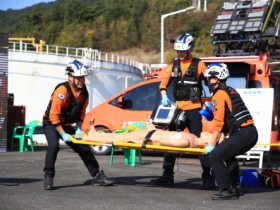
left=209, top=125, right=258, bottom=190
left=43, top=124, right=99, bottom=177
left=163, top=108, right=211, bottom=176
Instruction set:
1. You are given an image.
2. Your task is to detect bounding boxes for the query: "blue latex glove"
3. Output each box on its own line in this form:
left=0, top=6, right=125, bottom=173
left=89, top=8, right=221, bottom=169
left=199, top=101, right=214, bottom=121
left=205, top=145, right=215, bottom=154
left=60, top=132, right=71, bottom=142
left=161, top=95, right=170, bottom=107
left=75, top=128, right=82, bottom=140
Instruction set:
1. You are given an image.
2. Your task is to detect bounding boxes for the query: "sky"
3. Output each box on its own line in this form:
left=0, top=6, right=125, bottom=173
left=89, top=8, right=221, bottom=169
left=0, top=0, right=55, bottom=11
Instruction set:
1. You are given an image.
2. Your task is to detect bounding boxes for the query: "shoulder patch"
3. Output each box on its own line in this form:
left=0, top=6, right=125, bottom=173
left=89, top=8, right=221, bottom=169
left=211, top=100, right=217, bottom=112
left=57, top=93, right=65, bottom=100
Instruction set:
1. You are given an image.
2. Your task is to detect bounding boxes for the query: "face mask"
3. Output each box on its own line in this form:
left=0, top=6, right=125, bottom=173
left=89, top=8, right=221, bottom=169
left=179, top=51, right=191, bottom=60
left=208, top=82, right=219, bottom=94
left=177, top=50, right=191, bottom=60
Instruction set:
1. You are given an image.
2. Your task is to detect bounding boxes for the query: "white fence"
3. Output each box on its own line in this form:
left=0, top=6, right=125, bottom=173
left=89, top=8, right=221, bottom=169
left=8, top=41, right=151, bottom=74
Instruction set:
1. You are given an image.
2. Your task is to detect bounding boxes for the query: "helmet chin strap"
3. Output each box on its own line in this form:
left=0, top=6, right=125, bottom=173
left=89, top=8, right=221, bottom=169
left=68, top=77, right=81, bottom=90
left=184, top=51, right=191, bottom=60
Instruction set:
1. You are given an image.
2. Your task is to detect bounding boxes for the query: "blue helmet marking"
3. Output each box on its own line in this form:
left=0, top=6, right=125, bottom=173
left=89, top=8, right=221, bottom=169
left=69, top=61, right=80, bottom=70
left=207, top=63, right=223, bottom=69
left=182, top=34, right=190, bottom=44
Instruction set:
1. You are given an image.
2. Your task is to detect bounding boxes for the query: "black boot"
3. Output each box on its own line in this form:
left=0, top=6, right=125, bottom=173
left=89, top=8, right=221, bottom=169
left=201, top=172, right=215, bottom=190
left=44, top=175, right=54, bottom=190
left=234, top=184, right=243, bottom=196
left=150, top=171, right=174, bottom=185
left=212, top=188, right=238, bottom=200
left=92, top=170, right=115, bottom=186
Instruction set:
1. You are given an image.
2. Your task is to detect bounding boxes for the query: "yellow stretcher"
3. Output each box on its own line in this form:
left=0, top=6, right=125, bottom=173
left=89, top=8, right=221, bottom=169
left=256, top=143, right=280, bottom=147
left=70, top=138, right=206, bottom=155
left=70, top=137, right=280, bottom=156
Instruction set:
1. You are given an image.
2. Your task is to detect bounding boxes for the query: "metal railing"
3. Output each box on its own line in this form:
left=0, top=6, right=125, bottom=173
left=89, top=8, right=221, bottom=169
left=8, top=41, right=151, bottom=74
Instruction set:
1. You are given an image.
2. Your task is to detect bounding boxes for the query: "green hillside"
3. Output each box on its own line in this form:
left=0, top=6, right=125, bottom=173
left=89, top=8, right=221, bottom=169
left=0, top=0, right=223, bottom=63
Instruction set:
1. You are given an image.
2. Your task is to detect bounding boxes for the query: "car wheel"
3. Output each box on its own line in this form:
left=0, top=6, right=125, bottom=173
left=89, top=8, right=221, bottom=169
left=90, top=126, right=112, bottom=155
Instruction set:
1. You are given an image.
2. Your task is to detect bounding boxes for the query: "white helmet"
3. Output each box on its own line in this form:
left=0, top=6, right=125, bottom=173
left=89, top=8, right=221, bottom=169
left=66, top=60, right=89, bottom=77
left=204, top=63, right=229, bottom=80
left=174, top=33, right=195, bottom=51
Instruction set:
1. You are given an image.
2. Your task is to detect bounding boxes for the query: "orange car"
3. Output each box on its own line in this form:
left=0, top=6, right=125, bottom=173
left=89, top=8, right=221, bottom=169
left=82, top=77, right=169, bottom=154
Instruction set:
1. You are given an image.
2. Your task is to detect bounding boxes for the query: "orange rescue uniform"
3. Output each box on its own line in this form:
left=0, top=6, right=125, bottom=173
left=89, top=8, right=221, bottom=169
left=46, top=83, right=89, bottom=126
left=159, top=56, right=206, bottom=110
left=211, top=89, right=254, bottom=132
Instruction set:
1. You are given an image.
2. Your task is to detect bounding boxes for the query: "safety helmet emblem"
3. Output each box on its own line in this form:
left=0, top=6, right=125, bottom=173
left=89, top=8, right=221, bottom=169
left=174, top=33, right=194, bottom=51
left=204, top=63, right=229, bottom=80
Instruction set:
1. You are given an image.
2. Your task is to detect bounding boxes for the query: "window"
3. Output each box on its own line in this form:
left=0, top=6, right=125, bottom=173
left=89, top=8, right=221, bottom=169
left=202, top=62, right=251, bottom=97
left=123, top=82, right=160, bottom=111
left=202, top=77, right=248, bottom=97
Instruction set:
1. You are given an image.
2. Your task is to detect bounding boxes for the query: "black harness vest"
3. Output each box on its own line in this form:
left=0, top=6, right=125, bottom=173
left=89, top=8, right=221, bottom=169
left=173, top=58, right=202, bottom=101
left=43, top=82, right=89, bottom=125
left=214, top=85, right=253, bottom=134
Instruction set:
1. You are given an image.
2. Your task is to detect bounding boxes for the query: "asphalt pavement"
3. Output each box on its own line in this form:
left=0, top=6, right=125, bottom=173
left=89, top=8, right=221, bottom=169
left=0, top=146, right=279, bottom=210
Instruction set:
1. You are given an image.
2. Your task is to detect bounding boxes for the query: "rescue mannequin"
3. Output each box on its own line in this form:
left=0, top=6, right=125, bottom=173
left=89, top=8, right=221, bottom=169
left=81, top=121, right=222, bottom=148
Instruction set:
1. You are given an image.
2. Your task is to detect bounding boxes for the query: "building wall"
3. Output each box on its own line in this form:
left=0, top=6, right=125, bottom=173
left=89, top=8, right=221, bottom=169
left=8, top=51, right=144, bottom=144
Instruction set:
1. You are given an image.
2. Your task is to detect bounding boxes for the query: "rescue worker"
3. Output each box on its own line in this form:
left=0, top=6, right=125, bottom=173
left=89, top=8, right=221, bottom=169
left=203, top=63, right=258, bottom=200
left=151, top=33, right=213, bottom=189
left=42, top=60, right=115, bottom=190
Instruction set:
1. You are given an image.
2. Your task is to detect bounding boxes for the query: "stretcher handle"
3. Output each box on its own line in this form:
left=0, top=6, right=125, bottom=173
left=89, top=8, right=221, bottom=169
left=70, top=136, right=113, bottom=147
